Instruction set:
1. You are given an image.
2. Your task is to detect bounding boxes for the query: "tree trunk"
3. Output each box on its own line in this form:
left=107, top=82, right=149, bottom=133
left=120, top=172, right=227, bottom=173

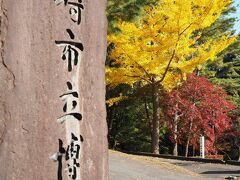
left=193, top=145, right=195, bottom=157
left=144, top=96, right=153, bottom=136
left=173, top=105, right=179, bottom=156
left=151, top=82, right=161, bottom=154
left=185, top=119, right=193, bottom=157
left=238, top=146, right=240, bottom=161
left=107, top=107, right=114, bottom=136
left=0, top=0, right=108, bottom=179
left=185, top=138, right=190, bottom=157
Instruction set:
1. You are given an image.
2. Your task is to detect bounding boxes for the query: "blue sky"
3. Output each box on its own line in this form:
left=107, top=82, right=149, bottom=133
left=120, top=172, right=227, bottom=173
left=232, top=0, right=240, bottom=34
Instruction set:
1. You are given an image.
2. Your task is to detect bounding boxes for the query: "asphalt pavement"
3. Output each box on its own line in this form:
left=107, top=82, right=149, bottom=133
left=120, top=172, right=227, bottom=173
left=109, top=151, right=240, bottom=180
left=161, top=158, right=240, bottom=179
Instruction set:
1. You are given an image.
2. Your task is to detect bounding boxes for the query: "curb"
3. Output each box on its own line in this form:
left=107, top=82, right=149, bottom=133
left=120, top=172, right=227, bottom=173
left=121, top=151, right=240, bottom=166
left=225, top=160, right=240, bottom=166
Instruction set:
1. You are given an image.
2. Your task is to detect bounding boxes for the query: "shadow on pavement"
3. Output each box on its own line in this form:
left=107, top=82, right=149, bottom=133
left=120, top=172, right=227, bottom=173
left=201, top=170, right=240, bottom=174
left=173, top=162, right=205, bottom=166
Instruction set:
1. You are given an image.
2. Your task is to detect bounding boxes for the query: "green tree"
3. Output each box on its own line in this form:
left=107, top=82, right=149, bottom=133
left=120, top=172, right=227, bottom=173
left=107, top=0, right=158, bottom=32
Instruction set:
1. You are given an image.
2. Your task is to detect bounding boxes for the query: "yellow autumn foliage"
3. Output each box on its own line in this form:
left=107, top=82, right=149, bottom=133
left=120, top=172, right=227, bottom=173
left=106, top=0, right=236, bottom=92
left=106, top=95, right=128, bottom=107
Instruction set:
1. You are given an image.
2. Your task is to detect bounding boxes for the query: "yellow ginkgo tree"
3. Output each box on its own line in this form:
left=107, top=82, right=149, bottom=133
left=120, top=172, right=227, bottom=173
left=106, top=0, right=236, bottom=154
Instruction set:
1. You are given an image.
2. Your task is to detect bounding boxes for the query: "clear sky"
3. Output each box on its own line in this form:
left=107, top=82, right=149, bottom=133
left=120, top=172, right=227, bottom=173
left=233, top=0, right=240, bottom=34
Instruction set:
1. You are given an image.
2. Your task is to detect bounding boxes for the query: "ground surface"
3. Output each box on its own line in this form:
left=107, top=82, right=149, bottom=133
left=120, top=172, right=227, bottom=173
left=161, top=158, right=240, bottom=179
left=109, top=151, right=240, bottom=180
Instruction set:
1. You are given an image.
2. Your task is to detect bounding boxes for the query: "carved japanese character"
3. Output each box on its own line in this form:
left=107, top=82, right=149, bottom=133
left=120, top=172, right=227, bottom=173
left=57, top=82, right=82, bottom=124
left=54, top=0, right=84, bottom=25
left=55, top=29, right=83, bottom=72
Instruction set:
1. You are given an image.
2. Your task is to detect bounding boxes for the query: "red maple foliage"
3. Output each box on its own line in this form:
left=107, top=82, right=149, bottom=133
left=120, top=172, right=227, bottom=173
left=216, top=118, right=240, bottom=160
left=163, top=74, right=236, bottom=154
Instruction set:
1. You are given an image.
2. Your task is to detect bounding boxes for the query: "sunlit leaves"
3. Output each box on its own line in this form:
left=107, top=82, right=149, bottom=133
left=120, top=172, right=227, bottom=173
left=107, top=0, right=235, bottom=92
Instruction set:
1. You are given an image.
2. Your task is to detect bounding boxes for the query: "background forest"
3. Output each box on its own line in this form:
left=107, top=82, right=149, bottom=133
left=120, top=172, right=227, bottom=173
left=106, top=0, right=240, bottom=160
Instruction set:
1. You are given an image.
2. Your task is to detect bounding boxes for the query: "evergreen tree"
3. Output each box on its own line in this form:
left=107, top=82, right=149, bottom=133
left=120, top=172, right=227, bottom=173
left=107, top=0, right=158, bottom=31
left=201, top=5, right=240, bottom=118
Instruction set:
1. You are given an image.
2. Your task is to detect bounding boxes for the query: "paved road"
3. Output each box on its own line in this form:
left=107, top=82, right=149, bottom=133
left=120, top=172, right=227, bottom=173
left=161, top=158, right=240, bottom=179
left=109, top=151, right=240, bottom=180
